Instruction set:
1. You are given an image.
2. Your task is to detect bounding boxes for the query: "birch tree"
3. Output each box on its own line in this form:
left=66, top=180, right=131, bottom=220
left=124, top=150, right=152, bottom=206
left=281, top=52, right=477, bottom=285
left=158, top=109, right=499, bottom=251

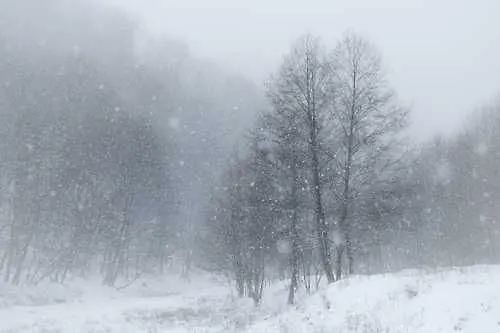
left=329, top=32, right=408, bottom=279
left=267, top=35, right=335, bottom=283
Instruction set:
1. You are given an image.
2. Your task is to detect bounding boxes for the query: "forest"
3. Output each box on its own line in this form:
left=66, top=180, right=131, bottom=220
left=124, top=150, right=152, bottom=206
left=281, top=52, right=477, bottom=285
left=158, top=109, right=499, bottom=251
left=0, top=0, right=499, bottom=309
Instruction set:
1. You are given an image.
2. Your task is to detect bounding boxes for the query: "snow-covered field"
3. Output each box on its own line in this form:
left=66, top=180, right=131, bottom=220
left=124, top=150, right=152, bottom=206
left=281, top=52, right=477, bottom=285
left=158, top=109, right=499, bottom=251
left=1, top=266, right=500, bottom=332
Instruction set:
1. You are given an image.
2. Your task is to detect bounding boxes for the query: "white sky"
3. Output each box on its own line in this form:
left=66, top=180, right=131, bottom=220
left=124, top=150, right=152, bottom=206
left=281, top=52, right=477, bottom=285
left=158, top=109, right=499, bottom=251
left=111, top=0, right=500, bottom=140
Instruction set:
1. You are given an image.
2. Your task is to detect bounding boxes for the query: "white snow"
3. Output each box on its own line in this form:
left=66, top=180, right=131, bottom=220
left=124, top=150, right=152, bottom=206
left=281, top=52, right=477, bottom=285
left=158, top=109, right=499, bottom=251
left=0, top=272, right=231, bottom=333
left=250, top=265, right=500, bottom=333
left=1, top=266, right=500, bottom=332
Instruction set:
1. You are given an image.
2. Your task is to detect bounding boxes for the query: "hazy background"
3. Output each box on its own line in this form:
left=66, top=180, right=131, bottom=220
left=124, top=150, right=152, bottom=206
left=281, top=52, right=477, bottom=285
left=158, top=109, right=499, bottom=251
left=0, top=0, right=499, bottom=289
left=110, top=0, right=500, bottom=139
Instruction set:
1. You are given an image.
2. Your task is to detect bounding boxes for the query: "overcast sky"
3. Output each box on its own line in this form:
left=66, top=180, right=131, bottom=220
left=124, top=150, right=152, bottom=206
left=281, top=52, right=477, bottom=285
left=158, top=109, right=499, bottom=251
left=110, top=0, right=500, bottom=140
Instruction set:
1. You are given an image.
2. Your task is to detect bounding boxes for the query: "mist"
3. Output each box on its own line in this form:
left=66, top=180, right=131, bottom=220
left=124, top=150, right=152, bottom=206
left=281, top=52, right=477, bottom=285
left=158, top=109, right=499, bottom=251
left=114, top=0, right=500, bottom=139
left=0, top=0, right=499, bottom=331
left=0, top=0, right=262, bottom=281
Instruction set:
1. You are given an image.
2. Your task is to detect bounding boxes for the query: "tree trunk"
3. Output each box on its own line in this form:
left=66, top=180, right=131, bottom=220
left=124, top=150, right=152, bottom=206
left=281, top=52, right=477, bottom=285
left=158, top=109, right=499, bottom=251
left=12, top=235, right=32, bottom=285
left=288, top=162, right=300, bottom=304
left=303, top=255, right=312, bottom=293
left=337, top=69, right=357, bottom=279
left=311, top=131, right=334, bottom=283
left=334, top=245, right=343, bottom=281
left=288, top=235, right=299, bottom=304
left=4, top=200, right=17, bottom=283
left=307, top=64, right=334, bottom=283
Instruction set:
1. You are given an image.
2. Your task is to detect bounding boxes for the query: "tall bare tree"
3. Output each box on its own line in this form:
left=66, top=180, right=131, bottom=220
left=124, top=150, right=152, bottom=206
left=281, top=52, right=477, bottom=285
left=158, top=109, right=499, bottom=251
left=328, top=32, right=408, bottom=279
left=267, top=35, right=335, bottom=283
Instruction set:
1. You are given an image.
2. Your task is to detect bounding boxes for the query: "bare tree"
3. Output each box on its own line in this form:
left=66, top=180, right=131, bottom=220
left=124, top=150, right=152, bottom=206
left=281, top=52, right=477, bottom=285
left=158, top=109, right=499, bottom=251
left=267, top=35, right=335, bottom=283
left=328, top=32, right=408, bottom=279
left=261, top=107, right=304, bottom=303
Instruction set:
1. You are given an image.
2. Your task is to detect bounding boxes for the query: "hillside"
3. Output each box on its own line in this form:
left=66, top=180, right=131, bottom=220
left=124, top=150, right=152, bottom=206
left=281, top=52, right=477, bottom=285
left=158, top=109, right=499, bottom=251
left=251, top=265, right=500, bottom=332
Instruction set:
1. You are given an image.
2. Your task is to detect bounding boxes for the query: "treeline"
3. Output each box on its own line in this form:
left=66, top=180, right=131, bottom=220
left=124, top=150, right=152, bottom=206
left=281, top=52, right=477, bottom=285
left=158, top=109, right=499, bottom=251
left=1, top=0, right=498, bottom=300
left=0, top=0, right=259, bottom=286
left=410, top=99, right=500, bottom=266
left=203, top=33, right=500, bottom=305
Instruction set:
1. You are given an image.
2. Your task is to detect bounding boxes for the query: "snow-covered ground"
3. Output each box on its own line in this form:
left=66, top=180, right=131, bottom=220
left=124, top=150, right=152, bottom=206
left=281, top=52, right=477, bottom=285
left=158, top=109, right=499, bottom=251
left=253, top=265, right=500, bottom=333
left=1, top=266, right=500, bottom=332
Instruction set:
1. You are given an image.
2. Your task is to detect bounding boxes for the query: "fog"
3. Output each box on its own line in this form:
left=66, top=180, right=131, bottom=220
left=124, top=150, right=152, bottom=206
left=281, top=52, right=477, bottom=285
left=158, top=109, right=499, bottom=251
left=0, top=0, right=500, bottom=315
left=114, top=0, right=500, bottom=139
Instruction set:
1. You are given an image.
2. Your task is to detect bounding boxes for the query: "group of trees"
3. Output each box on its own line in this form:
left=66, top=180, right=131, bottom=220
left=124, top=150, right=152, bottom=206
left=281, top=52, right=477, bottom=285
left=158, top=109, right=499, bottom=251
left=0, top=1, right=177, bottom=286
left=0, top=0, right=259, bottom=286
left=1, top=0, right=499, bottom=309
left=206, top=32, right=500, bottom=306
left=205, top=33, right=410, bottom=304
left=405, top=98, right=500, bottom=267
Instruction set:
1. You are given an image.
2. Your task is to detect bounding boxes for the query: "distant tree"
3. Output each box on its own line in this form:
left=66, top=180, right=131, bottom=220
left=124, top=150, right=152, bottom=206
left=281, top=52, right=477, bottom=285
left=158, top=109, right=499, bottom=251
left=0, top=2, right=177, bottom=285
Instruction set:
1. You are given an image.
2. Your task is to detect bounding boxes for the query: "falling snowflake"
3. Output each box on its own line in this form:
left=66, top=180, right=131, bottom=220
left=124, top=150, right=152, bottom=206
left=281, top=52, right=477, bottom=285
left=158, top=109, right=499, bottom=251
left=332, top=230, right=344, bottom=246
left=276, top=239, right=291, bottom=254
left=169, top=117, right=180, bottom=130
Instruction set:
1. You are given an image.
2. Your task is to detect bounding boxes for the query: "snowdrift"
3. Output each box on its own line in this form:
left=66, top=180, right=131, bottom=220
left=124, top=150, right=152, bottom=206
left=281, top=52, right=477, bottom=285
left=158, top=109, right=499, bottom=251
left=1, top=266, right=500, bottom=332
left=250, top=265, right=500, bottom=333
